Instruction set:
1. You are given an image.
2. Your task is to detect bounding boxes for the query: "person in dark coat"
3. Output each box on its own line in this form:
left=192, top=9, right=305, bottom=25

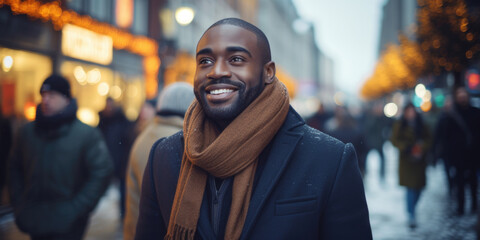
left=98, top=97, right=135, bottom=219
left=443, top=86, right=480, bottom=215
left=390, top=103, right=431, bottom=229
left=8, top=74, right=113, bottom=240
left=432, top=95, right=455, bottom=196
left=0, top=109, right=12, bottom=205
left=365, top=102, right=392, bottom=181
left=306, top=102, right=332, bottom=133
left=135, top=18, right=372, bottom=240
left=324, top=105, right=369, bottom=176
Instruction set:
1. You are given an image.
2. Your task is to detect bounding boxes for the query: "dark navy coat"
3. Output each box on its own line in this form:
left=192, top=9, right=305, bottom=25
left=135, top=108, right=372, bottom=240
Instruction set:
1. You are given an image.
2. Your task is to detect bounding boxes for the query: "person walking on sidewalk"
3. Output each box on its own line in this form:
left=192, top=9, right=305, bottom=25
left=98, top=97, right=135, bottom=220
left=365, top=101, right=392, bottom=182
left=443, top=86, right=480, bottom=215
left=135, top=18, right=372, bottom=240
left=123, top=82, right=195, bottom=240
left=8, top=74, right=113, bottom=240
left=390, top=103, right=432, bottom=229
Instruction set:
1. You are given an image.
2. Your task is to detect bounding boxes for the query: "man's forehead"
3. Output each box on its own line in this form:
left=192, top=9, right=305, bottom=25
left=197, top=24, right=257, bottom=51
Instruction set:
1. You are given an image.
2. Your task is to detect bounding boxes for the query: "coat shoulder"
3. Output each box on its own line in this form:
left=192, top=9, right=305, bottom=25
left=152, top=131, right=184, bottom=154
left=71, top=119, right=103, bottom=139
left=150, top=131, right=184, bottom=171
left=297, top=124, right=346, bottom=153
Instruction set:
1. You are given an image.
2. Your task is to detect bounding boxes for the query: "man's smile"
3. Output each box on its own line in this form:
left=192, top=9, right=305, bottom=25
left=205, top=83, right=239, bottom=103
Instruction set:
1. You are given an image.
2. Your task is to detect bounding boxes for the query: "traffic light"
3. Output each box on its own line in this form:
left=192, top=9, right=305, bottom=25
left=466, top=69, right=480, bottom=95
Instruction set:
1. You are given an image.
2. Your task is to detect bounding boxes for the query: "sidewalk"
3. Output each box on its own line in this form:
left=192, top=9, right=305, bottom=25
left=365, top=141, right=478, bottom=240
left=0, top=185, right=123, bottom=240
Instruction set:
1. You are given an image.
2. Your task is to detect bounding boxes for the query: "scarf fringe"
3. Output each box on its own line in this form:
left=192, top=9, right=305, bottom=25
left=165, top=224, right=195, bottom=240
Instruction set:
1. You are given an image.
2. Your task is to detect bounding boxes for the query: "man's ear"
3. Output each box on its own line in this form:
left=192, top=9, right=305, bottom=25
left=264, top=61, right=276, bottom=84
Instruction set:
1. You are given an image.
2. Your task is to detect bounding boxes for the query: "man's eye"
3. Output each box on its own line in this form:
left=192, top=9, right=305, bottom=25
left=199, top=58, right=213, bottom=65
left=230, top=56, right=244, bottom=62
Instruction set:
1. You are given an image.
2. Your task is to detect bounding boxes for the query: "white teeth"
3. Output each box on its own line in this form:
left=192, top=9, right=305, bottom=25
left=210, top=89, right=233, bottom=95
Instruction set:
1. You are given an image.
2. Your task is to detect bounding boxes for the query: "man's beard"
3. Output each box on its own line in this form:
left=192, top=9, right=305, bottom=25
left=195, top=75, right=264, bottom=122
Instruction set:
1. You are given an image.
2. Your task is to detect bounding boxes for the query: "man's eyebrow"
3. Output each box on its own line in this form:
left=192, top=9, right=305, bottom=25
left=196, top=48, right=213, bottom=57
left=226, top=46, right=252, bottom=57
left=196, top=46, right=252, bottom=57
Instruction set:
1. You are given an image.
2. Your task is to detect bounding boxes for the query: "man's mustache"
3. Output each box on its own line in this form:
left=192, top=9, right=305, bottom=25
left=206, top=78, right=244, bottom=88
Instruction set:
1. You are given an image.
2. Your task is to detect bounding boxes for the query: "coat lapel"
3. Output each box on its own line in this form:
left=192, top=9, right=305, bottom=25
left=240, top=108, right=304, bottom=239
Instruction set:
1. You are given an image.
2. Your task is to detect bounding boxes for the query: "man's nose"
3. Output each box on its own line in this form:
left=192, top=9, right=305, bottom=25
left=206, top=60, right=232, bottom=79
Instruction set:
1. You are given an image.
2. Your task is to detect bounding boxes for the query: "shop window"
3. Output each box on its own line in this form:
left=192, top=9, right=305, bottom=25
left=88, top=0, right=113, bottom=23
left=61, top=61, right=114, bottom=126
left=0, top=48, right=52, bottom=121
left=115, top=0, right=134, bottom=29
left=132, top=0, right=148, bottom=35
left=113, top=73, right=145, bottom=121
left=60, top=61, right=145, bottom=126
left=66, top=0, right=84, bottom=13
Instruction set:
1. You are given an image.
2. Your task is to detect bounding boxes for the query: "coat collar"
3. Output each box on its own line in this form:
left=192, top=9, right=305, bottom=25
left=194, top=107, right=305, bottom=239
left=240, top=107, right=304, bottom=239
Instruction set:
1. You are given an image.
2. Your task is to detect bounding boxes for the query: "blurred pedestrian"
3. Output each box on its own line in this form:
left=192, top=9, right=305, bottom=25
left=8, top=74, right=113, bottom=240
left=135, top=18, right=372, bottom=240
left=365, top=102, right=393, bottom=181
left=123, top=82, right=195, bottom=240
left=306, top=102, right=332, bottom=133
left=98, top=97, right=135, bottom=220
left=432, top=95, right=455, bottom=196
left=442, top=86, right=480, bottom=215
left=390, top=103, right=432, bottom=229
left=133, top=98, right=157, bottom=136
left=324, top=106, right=369, bottom=176
left=0, top=108, right=12, bottom=205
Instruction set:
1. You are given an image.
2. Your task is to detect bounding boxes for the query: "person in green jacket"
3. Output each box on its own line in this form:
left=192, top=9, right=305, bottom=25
left=390, top=102, right=431, bottom=230
left=8, top=74, right=113, bottom=240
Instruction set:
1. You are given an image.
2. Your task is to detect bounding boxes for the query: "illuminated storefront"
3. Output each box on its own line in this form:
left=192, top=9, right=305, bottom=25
left=0, top=0, right=159, bottom=126
left=0, top=48, right=52, bottom=121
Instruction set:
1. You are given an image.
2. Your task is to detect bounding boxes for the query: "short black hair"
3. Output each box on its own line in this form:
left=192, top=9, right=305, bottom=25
left=204, top=18, right=272, bottom=64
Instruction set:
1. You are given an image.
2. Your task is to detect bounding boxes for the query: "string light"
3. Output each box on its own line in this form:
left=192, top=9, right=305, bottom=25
left=0, top=0, right=160, bottom=98
left=361, top=0, right=479, bottom=100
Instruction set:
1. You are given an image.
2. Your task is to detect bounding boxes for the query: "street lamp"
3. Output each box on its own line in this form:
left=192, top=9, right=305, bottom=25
left=175, top=7, right=195, bottom=26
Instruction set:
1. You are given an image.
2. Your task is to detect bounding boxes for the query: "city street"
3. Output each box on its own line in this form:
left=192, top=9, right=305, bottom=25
left=0, top=141, right=478, bottom=240
left=1, top=0, right=479, bottom=239
left=365, top=142, right=478, bottom=240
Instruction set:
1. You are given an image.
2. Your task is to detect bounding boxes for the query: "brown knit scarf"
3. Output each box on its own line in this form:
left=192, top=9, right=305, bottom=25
left=165, top=78, right=290, bottom=240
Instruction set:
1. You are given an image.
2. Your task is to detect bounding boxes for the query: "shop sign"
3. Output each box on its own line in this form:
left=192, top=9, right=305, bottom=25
left=62, top=24, right=113, bottom=65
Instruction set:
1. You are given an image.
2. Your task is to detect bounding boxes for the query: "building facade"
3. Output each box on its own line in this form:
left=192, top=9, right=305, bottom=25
left=0, top=0, right=162, bottom=128
left=377, top=0, right=417, bottom=55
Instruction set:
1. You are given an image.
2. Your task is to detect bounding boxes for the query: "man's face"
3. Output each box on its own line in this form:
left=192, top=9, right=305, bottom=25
left=40, top=91, right=70, bottom=116
left=194, top=24, right=266, bottom=122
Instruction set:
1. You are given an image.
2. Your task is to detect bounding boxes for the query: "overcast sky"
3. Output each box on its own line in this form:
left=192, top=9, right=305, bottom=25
left=293, top=0, right=385, bottom=97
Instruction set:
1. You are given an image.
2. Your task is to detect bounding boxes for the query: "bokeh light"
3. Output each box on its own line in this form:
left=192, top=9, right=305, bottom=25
left=97, top=82, right=110, bottom=96
left=23, top=102, right=36, bottom=121
left=77, top=107, right=99, bottom=126
left=175, top=7, right=195, bottom=26
left=415, top=84, right=426, bottom=98
left=2, top=55, right=13, bottom=72
left=384, top=102, right=398, bottom=118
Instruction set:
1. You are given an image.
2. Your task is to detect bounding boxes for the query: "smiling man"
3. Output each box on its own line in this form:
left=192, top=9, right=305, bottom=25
left=135, top=18, right=372, bottom=240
